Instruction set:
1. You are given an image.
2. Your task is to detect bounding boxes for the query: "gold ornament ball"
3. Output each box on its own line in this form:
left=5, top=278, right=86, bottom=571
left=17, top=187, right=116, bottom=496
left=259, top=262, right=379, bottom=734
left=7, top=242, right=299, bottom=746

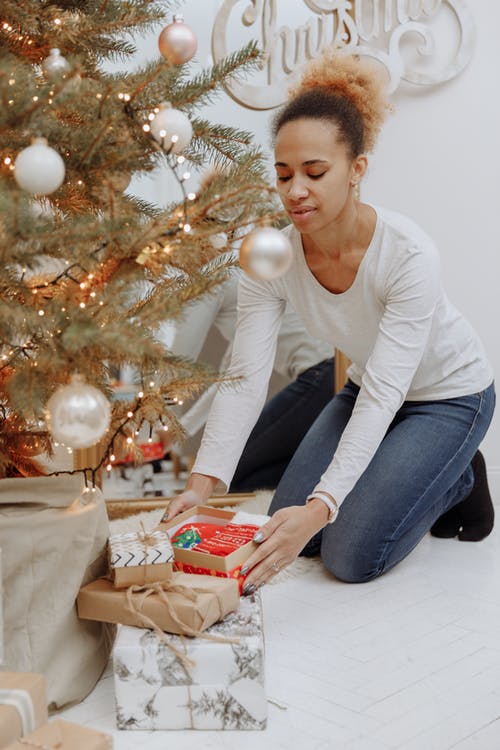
left=239, top=227, right=293, bottom=281
left=158, top=17, right=197, bottom=65
left=45, top=374, right=111, bottom=449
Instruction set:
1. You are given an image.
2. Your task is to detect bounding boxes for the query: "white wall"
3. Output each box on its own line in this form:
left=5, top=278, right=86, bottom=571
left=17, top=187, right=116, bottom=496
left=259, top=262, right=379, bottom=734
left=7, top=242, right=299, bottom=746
left=127, top=1, right=500, bottom=493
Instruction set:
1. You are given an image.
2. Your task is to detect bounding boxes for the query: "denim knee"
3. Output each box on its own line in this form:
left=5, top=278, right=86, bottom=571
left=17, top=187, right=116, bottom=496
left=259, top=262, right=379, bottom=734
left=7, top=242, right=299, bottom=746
left=320, top=546, right=385, bottom=584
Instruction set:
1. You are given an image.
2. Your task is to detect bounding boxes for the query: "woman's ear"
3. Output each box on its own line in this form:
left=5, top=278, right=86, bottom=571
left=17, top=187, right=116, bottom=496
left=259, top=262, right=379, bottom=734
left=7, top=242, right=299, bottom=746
left=350, top=154, right=368, bottom=186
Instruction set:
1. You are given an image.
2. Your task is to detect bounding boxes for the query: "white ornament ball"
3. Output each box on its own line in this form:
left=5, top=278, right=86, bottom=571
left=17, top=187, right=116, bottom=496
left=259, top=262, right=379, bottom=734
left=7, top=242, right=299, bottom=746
left=45, top=374, right=111, bottom=449
left=41, top=48, right=71, bottom=80
left=14, top=137, right=65, bottom=195
left=158, top=16, right=198, bottom=64
left=150, top=103, right=193, bottom=154
left=239, top=227, right=293, bottom=281
left=209, top=232, right=228, bottom=250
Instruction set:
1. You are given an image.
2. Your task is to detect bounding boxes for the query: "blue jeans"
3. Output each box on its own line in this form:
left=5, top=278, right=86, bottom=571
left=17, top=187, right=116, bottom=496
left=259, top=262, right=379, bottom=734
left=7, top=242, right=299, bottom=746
left=269, top=379, right=496, bottom=582
left=230, top=358, right=335, bottom=492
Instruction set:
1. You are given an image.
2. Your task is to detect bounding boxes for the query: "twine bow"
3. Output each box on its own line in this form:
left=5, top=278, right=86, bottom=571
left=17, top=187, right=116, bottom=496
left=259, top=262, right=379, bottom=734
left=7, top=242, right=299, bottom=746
left=124, top=581, right=239, bottom=672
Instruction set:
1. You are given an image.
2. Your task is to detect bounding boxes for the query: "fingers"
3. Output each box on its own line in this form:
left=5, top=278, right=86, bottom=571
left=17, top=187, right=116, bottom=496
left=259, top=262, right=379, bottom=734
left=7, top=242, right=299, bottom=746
left=161, top=496, right=190, bottom=523
left=252, top=513, right=283, bottom=544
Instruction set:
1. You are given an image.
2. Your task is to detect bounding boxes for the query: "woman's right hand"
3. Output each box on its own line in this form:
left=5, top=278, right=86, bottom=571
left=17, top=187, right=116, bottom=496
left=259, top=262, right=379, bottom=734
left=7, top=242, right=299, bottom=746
left=160, top=472, right=219, bottom=523
left=161, top=488, right=202, bottom=522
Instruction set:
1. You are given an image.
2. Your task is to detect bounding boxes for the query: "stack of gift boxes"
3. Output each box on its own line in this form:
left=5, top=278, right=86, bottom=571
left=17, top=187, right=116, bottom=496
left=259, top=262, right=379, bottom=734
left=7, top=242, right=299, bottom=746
left=76, top=505, right=268, bottom=731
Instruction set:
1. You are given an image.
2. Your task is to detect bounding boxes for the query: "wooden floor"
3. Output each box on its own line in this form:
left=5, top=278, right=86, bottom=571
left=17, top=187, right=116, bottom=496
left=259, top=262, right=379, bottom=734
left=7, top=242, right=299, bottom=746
left=59, top=500, right=500, bottom=749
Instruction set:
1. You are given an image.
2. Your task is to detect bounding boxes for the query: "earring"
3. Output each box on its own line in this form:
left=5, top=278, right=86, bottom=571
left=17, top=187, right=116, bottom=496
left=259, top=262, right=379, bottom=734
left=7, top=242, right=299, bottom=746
left=352, top=182, right=361, bottom=201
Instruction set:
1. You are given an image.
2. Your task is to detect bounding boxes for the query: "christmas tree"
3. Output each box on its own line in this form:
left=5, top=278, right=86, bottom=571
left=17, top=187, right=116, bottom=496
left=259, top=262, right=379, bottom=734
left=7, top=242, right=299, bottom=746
left=0, top=0, right=280, bottom=481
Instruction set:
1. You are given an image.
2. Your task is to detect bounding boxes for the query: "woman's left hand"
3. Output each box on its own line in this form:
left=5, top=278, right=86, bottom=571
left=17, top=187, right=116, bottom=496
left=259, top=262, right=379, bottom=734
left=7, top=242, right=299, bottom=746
left=240, top=501, right=330, bottom=593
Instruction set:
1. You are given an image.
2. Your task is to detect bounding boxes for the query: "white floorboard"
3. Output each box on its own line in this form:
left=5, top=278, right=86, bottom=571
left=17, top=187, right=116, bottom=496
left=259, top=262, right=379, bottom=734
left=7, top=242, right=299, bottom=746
left=57, top=503, right=500, bottom=749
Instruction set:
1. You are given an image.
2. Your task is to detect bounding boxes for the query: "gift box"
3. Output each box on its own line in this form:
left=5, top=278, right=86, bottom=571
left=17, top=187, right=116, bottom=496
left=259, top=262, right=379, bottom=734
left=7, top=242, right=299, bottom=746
left=159, top=506, right=262, bottom=591
left=113, top=592, right=266, bottom=730
left=108, top=528, right=174, bottom=589
left=4, top=718, right=112, bottom=749
left=0, top=671, right=48, bottom=748
left=77, top=572, right=240, bottom=635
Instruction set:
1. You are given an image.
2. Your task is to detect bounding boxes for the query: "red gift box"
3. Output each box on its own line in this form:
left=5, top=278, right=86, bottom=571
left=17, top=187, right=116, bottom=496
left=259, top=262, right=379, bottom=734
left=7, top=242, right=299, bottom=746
left=158, top=506, right=260, bottom=593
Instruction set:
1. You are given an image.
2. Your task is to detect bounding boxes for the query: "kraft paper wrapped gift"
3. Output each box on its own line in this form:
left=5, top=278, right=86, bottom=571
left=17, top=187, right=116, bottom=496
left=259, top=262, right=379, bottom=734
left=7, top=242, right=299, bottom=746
left=0, top=671, right=48, bottom=748
left=4, top=719, right=112, bottom=750
left=108, top=529, right=174, bottom=589
left=77, top=572, right=240, bottom=635
left=113, top=592, right=266, bottom=730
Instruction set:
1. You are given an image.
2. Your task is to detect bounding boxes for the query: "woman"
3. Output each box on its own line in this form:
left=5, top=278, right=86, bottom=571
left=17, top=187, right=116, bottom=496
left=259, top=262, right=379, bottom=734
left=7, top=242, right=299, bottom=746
left=164, top=53, right=495, bottom=593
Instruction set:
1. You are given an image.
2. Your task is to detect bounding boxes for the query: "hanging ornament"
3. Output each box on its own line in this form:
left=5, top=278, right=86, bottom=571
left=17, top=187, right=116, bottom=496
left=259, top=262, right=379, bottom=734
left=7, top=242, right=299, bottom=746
left=14, top=137, right=65, bottom=195
left=150, top=102, right=193, bottom=154
left=41, top=48, right=71, bottom=80
left=239, top=227, right=293, bottom=281
left=45, top=374, right=111, bottom=449
left=158, top=15, right=198, bottom=65
left=209, top=232, right=228, bottom=250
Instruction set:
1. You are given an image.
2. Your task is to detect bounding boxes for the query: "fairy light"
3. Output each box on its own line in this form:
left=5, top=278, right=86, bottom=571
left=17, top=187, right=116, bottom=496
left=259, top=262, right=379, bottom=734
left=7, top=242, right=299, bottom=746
left=123, top=93, right=131, bottom=102
left=110, top=454, right=116, bottom=462
left=4, top=157, right=11, bottom=165
left=127, top=411, right=133, bottom=418
left=187, top=192, right=196, bottom=200
left=32, top=96, right=38, bottom=102
left=182, top=171, right=190, bottom=181
left=153, top=107, right=160, bottom=114
left=171, top=134, right=179, bottom=144
left=106, top=463, right=112, bottom=471
left=38, top=310, right=44, bottom=316
left=54, top=18, right=62, bottom=25
left=163, top=425, right=169, bottom=431
left=177, top=155, right=185, bottom=164
left=79, top=302, right=86, bottom=308
left=79, top=282, right=86, bottom=289
left=138, top=391, right=144, bottom=398
left=148, top=113, right=155, bottom=121
left=143, top=124, right=150, bottom=132
left=8, top=78, right=15, bottom=85
left=183, top=223, right=191, bottom=233
left=126, top=436, right=133, bottom=445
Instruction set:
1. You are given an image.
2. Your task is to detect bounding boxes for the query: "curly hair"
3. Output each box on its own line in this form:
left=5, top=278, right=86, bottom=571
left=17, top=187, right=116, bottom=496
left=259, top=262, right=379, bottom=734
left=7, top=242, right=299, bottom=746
left=272, top=52, right=392, bottom=156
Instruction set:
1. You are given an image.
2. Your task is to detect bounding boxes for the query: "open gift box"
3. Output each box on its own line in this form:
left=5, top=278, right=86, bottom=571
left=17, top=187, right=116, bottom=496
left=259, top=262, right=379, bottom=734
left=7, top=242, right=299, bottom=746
left=158, top=506, right=261, bottom=591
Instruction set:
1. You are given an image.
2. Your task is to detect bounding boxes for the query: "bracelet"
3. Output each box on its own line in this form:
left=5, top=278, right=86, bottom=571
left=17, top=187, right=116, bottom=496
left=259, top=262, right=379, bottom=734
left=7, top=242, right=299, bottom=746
left=305, top=491, right=339, bottom=523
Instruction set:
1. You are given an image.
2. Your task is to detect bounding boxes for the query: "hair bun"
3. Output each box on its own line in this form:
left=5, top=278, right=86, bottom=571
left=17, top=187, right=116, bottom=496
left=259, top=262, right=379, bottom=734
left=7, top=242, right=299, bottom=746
left=291, top=51, right=392, bottom=152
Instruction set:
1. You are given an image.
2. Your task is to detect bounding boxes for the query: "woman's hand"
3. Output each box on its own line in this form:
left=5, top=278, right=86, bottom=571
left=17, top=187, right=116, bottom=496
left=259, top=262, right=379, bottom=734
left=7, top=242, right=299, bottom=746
left=240, top=499, right=330, bottom=593
left=160, top=472, right=219, bottom=523
left=161, top=488, right=202, bottom=522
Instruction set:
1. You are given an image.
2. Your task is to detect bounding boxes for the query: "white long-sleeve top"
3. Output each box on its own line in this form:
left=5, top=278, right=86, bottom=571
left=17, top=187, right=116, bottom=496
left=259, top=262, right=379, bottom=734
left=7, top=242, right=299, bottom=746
left=193, top=206, right=493, bottom=504
left=168, top=271, right=332, bottom=438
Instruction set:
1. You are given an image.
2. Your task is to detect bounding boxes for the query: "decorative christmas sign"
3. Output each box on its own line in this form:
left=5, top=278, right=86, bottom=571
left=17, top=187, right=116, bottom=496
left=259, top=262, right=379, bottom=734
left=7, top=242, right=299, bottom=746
left=212, top=0, right=474, bottom=108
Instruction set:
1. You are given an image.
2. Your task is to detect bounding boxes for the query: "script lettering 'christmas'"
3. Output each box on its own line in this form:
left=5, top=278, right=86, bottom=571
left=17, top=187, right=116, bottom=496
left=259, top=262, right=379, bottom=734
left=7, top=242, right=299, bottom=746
left=212, top=0, right=474, bottom=108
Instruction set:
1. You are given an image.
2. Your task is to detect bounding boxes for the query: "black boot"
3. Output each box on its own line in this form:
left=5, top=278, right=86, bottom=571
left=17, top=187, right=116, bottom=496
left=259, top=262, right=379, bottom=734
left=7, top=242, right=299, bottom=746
left=431, top=451, right=494, bottom=542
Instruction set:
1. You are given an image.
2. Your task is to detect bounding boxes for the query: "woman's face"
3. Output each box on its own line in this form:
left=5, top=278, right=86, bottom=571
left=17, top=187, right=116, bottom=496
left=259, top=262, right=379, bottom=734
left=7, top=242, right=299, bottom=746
left=274, top=117, right=364, bottom=236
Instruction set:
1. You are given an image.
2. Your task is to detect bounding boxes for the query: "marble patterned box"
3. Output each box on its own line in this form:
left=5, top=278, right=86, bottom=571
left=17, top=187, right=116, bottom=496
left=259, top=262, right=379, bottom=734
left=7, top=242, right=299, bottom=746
left=112, top=593, right=266, bottom=730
